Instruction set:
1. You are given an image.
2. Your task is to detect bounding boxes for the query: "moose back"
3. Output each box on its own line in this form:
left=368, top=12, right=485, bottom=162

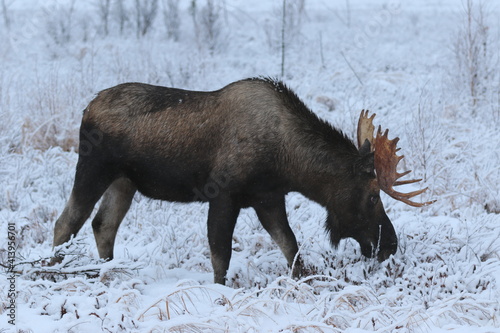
left=52, top=78, right=432, bottom=284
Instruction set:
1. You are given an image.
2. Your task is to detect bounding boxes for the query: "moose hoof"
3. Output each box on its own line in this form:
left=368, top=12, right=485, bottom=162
left=47, top=255, right=64, bottom=266
left=291, top=258, right=306, bottom=279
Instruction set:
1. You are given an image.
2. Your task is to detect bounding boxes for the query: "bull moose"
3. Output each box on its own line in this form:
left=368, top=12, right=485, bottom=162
left=52, top=78, right=434, bottom=284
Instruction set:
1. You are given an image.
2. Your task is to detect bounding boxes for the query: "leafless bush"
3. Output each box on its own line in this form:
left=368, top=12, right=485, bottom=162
left=95, top=0, right=111, bottom=36
left=0, top=76, right=17, bottom=153
left=202, top=0, right=223, bottom=51
left=114, top=0, right=130, bottom=35
left=20, top=69, right=80, bottom=153
left=454, top=0, right=495, bottom=113
left=163, top=0, right=181, bottom=41
left=44, top=0, right=76, bottom=45
left=264, top=0, right=306, bottom=77
left=491, top=80, right=500, bottom=123
left=190, top=0, right=226, bottom=52
left=134, top=0, right=159, bottom=37
left=1, top=0, right=12, bottom=30
left=265, top=0, right=305, bottom=50
left=404, top=91, right=445, bottom=209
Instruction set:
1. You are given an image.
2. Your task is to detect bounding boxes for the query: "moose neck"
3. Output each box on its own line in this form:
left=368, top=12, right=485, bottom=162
left=281, top=115, right=360, bottom=207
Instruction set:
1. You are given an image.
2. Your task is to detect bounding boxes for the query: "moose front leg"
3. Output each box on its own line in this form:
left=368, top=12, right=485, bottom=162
left=253, top=195, right=303, bottom=278
left=207, top=194, right=240, bottom=285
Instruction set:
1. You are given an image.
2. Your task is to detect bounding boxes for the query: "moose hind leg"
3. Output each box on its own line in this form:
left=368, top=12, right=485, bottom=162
left=253, top=195, right=303, bottom=277
left=92, top=177, right=136, bottom=260
left=207, top=194, right=240, bottom=285
left=53, top=194, right=96, bottom=249
left=53, top=159, right=114, bottom=249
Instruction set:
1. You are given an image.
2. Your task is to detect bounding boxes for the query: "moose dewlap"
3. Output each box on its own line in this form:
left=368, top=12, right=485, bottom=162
left=52, top=78, right=433, bottom=285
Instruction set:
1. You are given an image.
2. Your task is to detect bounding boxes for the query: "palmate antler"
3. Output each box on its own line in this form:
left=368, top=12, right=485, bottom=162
left=357, top=109, right=376, bottom=150
left=358, top=110, right=436, bottom=207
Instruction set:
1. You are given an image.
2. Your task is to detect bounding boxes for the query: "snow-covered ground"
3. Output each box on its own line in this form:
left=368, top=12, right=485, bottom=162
left=1, top=0, right=500, bottom=332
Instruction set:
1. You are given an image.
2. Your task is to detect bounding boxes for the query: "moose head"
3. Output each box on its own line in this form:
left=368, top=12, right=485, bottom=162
left=328, top=110, right=435, bottom=261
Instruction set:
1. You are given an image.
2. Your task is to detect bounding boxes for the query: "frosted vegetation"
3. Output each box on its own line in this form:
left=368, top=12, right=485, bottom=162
left=0, top=0, right=499, bottom=332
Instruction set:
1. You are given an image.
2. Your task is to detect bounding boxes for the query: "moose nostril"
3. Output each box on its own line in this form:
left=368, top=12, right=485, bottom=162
left=376, top=242, right=398, bottom=262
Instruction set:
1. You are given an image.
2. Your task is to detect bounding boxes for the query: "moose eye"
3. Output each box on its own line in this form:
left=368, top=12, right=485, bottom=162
left=370, top=195, right=379, bottom=205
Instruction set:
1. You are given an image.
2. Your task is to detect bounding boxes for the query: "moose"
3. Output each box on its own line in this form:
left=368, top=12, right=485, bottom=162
left=52, top=78, right=433, bottom=284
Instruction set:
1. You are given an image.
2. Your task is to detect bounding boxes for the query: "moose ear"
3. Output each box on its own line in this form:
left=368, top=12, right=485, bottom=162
left=355, top=151, right=375, bottom=177
left=359, top=138, right=372, bottom=156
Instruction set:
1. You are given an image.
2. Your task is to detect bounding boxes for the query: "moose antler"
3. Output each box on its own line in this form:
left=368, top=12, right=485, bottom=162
left=357, top=109, right=376, bottom=150
left=357, top=110, right=436, bottom=207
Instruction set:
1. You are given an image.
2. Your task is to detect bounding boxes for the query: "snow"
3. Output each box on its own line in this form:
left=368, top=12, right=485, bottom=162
left=1, top=0, right=500, bottom=332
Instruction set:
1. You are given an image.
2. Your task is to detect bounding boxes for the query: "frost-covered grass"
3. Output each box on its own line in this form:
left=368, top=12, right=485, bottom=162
left=1, top=0, right=500, bottom=332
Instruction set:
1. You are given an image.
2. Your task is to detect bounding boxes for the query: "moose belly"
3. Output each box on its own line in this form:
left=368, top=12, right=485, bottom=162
left=121, top=157, right=212, bottom=203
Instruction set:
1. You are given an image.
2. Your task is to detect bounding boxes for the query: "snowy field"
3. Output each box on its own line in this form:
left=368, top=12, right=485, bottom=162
left=1, top=0, right=500, bottom=332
